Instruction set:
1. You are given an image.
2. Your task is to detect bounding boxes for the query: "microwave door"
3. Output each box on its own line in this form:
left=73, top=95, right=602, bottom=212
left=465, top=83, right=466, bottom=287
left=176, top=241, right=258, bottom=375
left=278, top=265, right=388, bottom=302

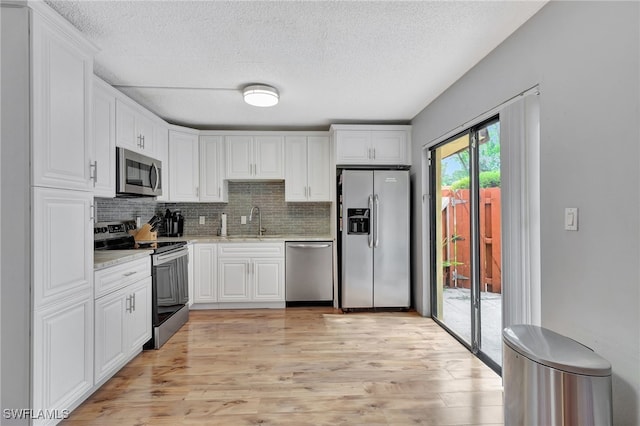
left=150, top=162, right=160, bottom=192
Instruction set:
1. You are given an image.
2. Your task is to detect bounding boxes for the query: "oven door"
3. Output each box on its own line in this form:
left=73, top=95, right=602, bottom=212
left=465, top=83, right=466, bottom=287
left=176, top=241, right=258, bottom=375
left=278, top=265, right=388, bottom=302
left=152, top=247, right=188, bottom=325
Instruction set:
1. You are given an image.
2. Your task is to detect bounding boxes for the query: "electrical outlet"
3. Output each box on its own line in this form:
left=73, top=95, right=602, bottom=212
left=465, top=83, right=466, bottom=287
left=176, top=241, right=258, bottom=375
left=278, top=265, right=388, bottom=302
left=199, top=216, right=205, bottom=225
left=241, top=216, right=247, bottom=225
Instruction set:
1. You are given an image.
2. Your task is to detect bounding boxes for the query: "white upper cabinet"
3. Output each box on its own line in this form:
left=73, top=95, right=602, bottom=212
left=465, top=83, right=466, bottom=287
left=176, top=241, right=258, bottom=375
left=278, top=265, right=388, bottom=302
left=154, top=121, right=170, bottom=201
left=284, top=135, right=331, bottom=202
left=168, top=129, right=200, bottom=201
left=225, top=135, right=284, bottom=180
left=199, top=136, right=228, bottom=202
left=92, top=78, right=116, bottom=197
left=31, top=11, right=96, bottom=191
left=333, top=125, right=412, bottom=166
left=115, top=98, right=156, bottom=156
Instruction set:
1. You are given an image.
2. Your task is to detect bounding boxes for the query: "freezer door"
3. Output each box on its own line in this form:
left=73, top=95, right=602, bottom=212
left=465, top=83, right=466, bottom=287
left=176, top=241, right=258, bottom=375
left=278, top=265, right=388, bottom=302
left=373, top=170, right=410, bottom=307
left=341, top=170, right=374, bottom=308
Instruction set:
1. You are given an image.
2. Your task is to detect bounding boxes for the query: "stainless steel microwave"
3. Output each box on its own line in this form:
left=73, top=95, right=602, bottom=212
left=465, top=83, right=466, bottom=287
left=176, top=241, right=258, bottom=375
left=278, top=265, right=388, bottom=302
left=116, top=148, right=162, bottom=197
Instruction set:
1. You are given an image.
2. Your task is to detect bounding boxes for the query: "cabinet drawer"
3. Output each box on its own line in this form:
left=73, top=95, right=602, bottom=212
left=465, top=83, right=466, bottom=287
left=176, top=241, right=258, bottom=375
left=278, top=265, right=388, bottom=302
left=95, top=257, right=151, bottom=298
left=218, top=243, right=284, bottom=258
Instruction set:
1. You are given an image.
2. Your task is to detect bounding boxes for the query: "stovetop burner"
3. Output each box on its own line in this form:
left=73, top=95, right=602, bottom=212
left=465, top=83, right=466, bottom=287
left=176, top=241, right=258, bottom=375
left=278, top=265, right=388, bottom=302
left=94, top=221, right=186, bottom=254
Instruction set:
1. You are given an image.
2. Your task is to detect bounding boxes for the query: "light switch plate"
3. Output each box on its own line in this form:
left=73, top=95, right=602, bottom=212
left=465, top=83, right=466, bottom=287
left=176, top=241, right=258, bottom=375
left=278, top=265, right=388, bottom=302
left=565, top=207, right=578, bottom=231
left=241, top=216, right=247, bottom=225
left=199, top=216, right=205, bottom=225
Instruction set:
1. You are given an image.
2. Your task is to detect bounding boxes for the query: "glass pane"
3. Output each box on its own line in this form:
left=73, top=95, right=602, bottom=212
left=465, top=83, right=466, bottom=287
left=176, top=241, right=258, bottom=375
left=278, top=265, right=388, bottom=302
left=477, top=121, right=502, bottom=365
left=433, top=133, right=472, bottom=346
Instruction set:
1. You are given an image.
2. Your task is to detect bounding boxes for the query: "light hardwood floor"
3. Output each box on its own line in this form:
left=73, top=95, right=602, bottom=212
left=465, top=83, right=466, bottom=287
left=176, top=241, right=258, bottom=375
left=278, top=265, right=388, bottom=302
left=64, top=308, right=504, bottom=425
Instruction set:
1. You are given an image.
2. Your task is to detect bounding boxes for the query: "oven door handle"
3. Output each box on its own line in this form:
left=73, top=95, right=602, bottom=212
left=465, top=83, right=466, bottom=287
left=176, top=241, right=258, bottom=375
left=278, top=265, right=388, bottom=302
left=152, top=248, right=188, bottom=265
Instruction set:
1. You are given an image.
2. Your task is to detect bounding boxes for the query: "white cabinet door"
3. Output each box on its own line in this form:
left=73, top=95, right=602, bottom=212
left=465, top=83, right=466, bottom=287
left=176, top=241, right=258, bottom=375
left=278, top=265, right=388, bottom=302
left=32, top=14, right=93, bottom=191
left=369, top=130, right=407, bottom=165
left=136, top=113, right=156, bottom=157
left=187, top=243, right=195, bottom=306
left=126, top=277, right=152, bottom=352
left=284, top=136, right=307, bottom=201
left=115, top=98, right=156, bottom=155
left=168, top=130, right=200, bottom=201
left=285, top=136, right=330, bottom=202
left=92, top=79, right=116, bottom=198
left=334, top=127, right=411, bottom=166
left=254, top=136, right=284, bottom=179
left=226, top=135, right=284, bottom=180
left=94, top=276, right=150, bottom=384
left=253, top=258, right=284, bottom=301
left=200, top=136, right=228, bottom=202
left=115, top=99, right=139, bottom=151
left=154, top=122, right=170, bottom=201
left=194, top=244, right=218, bottom=303
left=94, top=288, right=126, bottom=384
left=33, top=187, right=93, bottom=307
left=33, top=292, right=93, bottom=419
left=335, top=131, right=371, bottom=165
left=218, top=258, right=251, bottom=301
left=306, top=136, right=331, bottom=201
left=225, top=135, right=253, bottom=179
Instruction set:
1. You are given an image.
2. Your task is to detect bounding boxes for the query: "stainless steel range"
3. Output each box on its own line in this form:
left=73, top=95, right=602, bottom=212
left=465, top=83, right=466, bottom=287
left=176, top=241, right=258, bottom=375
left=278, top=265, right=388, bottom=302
left=94, top=221, right=189, bottom=349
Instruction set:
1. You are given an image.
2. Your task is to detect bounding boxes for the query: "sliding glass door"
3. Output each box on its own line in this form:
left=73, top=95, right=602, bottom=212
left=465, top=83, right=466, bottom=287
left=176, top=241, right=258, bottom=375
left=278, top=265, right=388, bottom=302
left=430, top=117, right=502, bottom=371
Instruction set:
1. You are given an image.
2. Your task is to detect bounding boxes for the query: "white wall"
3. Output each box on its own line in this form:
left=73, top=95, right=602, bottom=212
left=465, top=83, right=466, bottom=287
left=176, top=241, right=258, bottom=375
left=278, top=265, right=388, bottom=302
left=410, top=2, right=639, bottom=424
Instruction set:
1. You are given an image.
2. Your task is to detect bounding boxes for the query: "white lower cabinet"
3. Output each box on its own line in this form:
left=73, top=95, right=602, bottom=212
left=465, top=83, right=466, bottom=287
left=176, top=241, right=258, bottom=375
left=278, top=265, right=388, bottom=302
left=194, top=243, right=218, bottom=303
left=94, top=258, right=151, bottom=385
left=191, top=242, right=284, bottom=308
left=218, top=243, right=284, bottom=303
left=32, top=291, right=94, bottom=425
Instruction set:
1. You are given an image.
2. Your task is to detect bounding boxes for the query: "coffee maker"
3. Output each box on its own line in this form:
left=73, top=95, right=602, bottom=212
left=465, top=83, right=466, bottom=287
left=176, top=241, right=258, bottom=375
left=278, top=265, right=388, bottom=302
left=164, top=209, right=184, bottom=237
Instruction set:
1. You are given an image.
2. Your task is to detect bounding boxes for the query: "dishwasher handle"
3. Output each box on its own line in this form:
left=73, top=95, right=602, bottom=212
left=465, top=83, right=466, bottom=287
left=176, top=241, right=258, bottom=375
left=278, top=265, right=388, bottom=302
left=287, top=243, right=331, bottom=249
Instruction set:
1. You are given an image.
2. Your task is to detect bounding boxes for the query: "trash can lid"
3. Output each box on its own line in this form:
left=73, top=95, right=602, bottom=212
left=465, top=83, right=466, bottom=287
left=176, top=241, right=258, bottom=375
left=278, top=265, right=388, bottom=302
left=503, top=325, right=611, bottom=377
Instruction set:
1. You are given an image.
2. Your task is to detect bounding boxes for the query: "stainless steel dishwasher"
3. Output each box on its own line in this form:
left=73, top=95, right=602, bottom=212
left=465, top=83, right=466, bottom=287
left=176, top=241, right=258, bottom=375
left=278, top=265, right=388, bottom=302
left=285, top=241, right=333, bottom=304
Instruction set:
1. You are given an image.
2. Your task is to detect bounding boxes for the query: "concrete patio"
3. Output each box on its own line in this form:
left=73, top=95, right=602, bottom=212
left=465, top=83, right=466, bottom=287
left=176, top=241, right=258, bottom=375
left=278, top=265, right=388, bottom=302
left=441, top=287, right=503, bottom=365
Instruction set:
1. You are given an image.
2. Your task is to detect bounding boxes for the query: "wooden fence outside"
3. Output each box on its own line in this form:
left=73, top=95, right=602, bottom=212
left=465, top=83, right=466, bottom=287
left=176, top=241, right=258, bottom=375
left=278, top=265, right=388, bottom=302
left=441, top=187, right=502, bottom=294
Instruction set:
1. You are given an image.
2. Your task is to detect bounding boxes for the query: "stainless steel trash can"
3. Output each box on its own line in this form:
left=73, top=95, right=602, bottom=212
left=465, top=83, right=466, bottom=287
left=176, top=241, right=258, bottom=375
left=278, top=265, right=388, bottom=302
left=503, top=325, right=612, bottom=426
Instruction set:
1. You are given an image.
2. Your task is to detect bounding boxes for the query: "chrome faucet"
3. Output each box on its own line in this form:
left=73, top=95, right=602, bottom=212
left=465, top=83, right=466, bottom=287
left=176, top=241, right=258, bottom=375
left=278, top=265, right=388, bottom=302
left=249, top=206, right=265, bottom=236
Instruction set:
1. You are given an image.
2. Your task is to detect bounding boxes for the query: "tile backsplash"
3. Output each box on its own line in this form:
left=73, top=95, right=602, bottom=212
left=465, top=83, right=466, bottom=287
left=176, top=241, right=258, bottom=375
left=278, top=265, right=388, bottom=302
left=96, top=181, right=331, bottom=237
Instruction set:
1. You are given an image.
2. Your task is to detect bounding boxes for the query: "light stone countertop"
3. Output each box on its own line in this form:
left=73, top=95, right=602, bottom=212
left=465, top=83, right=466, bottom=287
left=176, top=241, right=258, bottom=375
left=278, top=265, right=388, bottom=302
left=94, top=249, right=154, bottom=270
left=94, top=235, right=333, bottom=270
left=156, top=235, right=335, bottom=244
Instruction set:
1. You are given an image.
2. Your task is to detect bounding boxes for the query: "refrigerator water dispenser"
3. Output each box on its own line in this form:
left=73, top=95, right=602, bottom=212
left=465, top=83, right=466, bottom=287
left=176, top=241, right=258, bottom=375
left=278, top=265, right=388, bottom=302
left=347, top=208, right=370, bottom=234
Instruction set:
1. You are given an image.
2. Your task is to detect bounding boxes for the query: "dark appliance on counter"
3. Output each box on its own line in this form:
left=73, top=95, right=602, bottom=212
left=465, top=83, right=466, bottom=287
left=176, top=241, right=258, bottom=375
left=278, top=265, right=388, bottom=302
left=164, top=209, right=184, bottom=237
left=116, top=147, right=163, bottom=197
left=94, top=220, right=188, bottom=349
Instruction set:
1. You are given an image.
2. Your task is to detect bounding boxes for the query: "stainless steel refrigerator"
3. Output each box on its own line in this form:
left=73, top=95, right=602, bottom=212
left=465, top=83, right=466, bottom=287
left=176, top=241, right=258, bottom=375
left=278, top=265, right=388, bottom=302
left=339, top=169, right=410, bottom=309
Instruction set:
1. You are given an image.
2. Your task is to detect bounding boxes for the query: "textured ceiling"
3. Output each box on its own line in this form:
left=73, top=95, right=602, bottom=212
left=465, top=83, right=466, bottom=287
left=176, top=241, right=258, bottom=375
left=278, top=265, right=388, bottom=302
left=45, top=1, right=547, bottom=130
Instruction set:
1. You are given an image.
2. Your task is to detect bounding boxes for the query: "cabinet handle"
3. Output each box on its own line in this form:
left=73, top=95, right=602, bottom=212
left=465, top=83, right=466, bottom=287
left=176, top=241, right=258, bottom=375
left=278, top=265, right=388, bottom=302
left=196, top=186, right=200, bottom=197
left=132, top=293, right=136, bottom=312
left=90, top=204, right=95, bottom=223
left=373, top=148, right=376, bottom=159
left=126, top=295, right=132, bottom=313
left=137, top=135, right=142, bottom=148
left=141, top=135, right=145, bottom=149
left=123, top=271, right=137, bottom=277
left=218, top=187, right=221, bottom=198
left=90, top=161, right=98, bottom=186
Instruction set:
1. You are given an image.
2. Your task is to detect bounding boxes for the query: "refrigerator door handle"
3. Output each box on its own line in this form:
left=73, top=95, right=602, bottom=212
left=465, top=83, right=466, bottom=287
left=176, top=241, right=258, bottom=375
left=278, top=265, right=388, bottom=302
left=374, top=194, right=380, bottom=248
left=368, top=194, right=374, bottom=248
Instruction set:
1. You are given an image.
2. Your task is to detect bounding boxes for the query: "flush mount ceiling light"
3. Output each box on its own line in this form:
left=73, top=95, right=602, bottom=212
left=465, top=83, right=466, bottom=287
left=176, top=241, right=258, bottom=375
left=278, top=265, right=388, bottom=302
left=243, top=84, right=279, bottom=107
